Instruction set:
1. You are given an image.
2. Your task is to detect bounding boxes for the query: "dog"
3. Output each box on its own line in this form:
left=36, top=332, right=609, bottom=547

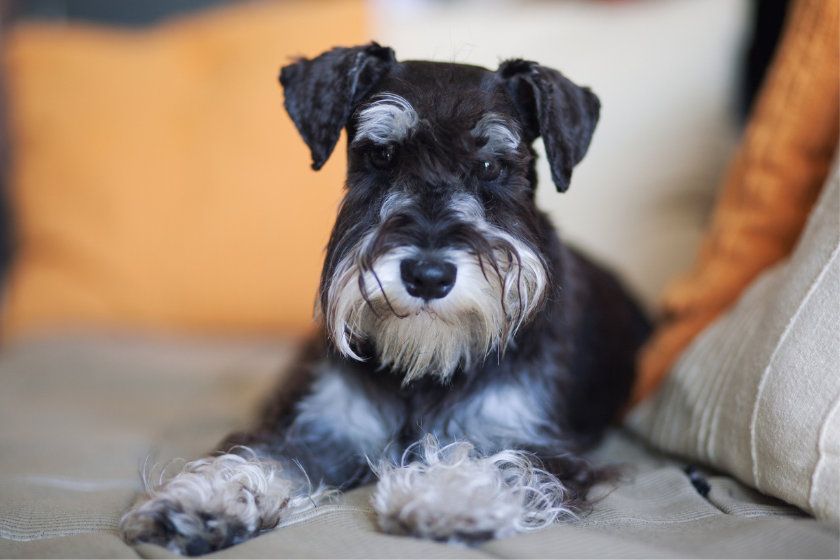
left=119, top=43, right=650, bottom=555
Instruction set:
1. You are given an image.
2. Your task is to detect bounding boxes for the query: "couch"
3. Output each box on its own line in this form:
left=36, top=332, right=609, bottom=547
left=0, top=335, right=836, bottom=558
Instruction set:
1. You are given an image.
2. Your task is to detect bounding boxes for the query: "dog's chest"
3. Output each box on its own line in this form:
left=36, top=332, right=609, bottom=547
left=408, top=379, right=558, bottom=453
left=297, top=362, right=559, bottom=456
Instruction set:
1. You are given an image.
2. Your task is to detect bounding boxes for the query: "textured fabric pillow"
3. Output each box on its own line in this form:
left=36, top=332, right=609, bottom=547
left=0, top=0, right=366, bottom=340
left=631, top=0, right=839, bottom=405
left=627, top=154, right=839, bottom=521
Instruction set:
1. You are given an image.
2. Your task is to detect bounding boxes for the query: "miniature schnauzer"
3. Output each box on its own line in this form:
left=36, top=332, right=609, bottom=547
left=120, top=43, right=650, bottom=555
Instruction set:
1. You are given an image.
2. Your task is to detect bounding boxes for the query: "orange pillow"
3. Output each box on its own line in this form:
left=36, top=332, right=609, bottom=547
left=1, top=0, right=367, bottom=341
left=631, top=0, right=839, bottom=407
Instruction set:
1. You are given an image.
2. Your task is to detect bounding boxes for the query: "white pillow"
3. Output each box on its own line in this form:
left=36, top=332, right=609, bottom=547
left=627, top=153, right=840, bottom=521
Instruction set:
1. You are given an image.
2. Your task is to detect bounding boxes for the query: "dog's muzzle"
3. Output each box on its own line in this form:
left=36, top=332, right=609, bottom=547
left=323, top=192, right=549, bottom=382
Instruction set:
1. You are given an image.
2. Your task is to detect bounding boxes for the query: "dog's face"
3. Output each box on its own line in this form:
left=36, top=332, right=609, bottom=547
left=281, top=44, right=600, bottom=383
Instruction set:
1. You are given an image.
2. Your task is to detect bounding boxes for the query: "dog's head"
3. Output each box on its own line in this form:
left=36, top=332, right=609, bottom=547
left=280, top=43, right=599, bottom=383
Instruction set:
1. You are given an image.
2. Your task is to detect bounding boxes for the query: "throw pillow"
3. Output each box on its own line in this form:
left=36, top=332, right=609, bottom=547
left=627, top=153, right=839, bottom=521
left=1, top=0, right=366, bottom=340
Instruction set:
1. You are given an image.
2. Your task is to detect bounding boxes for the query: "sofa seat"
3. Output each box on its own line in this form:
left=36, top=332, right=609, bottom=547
left=0, top=336, right=836, bottom=558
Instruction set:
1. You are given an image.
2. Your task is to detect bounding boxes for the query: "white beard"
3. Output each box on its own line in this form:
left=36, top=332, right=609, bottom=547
left=324, top=235, right=548, bottom=383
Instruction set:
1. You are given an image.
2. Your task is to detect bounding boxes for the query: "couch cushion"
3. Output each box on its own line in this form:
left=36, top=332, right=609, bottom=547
left=0, top=0, right=366, bottom=342
left=632, top=0, right=840, bottom=404
left=628, top=152, right=840, bottom=522
left=0, top=337, right=837, bottom=557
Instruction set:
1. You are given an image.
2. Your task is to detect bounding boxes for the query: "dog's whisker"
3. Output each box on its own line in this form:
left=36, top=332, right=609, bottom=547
left=370, top=269, right=408, bottom=320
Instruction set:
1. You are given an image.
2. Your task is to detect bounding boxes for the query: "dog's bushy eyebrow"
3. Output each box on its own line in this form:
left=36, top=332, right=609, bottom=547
left=471, top=114, right=520, bottom=156
left=354, top=94, right=419, bottom=145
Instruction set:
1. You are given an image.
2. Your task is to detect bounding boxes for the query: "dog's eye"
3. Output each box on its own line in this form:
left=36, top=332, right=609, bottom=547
left=477, top=159, right=502, bottom=181
left=369, top=145, right=396, bottom=170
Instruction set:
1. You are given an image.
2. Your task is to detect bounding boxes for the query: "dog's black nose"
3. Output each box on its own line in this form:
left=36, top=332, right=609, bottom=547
left=400, top=258, right=457, bottom=300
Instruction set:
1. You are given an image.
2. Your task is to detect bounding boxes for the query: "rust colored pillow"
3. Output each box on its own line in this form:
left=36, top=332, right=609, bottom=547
left=631, top=0, right=839, bottom=406
left=1, top=0, right=367, bottom=340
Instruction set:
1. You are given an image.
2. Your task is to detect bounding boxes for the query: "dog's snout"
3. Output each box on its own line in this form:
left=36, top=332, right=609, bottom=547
left=400, top=258, right=457, bottom=300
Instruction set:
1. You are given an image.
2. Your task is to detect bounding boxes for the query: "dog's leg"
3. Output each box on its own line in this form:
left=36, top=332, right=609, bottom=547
left=371, top=435, right=576, bottom=544
left=121, top=338, right=404, bottom=555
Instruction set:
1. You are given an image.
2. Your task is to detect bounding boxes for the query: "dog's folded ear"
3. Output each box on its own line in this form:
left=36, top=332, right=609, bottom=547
left=280, top=43, right=396, bottom=171
left=497, top=59, right=600, bottom=193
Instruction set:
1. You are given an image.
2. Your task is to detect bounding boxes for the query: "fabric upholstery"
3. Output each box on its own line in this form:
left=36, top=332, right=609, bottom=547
left=628, top=153, right=840, bottom=522
left=0, top=336, right=836, bottom=558
left=632, top=0, right=840, bottom=405
left=0, top=0, right=366, bottom=341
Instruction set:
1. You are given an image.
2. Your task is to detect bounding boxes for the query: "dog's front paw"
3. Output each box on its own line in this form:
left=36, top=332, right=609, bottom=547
left=120, top=495, right=263, bottom=556
left=372, top=436, right=576, bottom=544
left=120, top=454, right=291, bottom=555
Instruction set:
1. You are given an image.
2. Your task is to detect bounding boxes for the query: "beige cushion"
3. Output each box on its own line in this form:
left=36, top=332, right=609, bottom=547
left=1, top=337, right=838, bottom=558
left=627, top=153, right=840, bottom=521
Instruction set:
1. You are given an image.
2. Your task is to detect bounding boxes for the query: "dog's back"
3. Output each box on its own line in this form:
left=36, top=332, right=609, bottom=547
left=562, top=246, right=651, bottom=445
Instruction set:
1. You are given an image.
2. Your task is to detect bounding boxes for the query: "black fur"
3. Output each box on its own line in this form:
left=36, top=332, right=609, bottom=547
left=280, top=43, right=396, bottom=170
left=498, top=59, right=600, bottom=192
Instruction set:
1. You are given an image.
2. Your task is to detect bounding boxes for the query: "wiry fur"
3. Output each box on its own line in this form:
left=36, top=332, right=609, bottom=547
left=325, top=192, right=548, bottom=382
left=120, top=44, right=651, bottom=556
left=291, top=362, right=399, bottom=453
left=372, top=435, right=575, bottom=543
left=120, top=451, right=335, bottom=556
left=472, top=113, right=521, bottom=156
left=356, top=94, right=420, bottom=144
left=427, top=378, right=561, bottom=452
